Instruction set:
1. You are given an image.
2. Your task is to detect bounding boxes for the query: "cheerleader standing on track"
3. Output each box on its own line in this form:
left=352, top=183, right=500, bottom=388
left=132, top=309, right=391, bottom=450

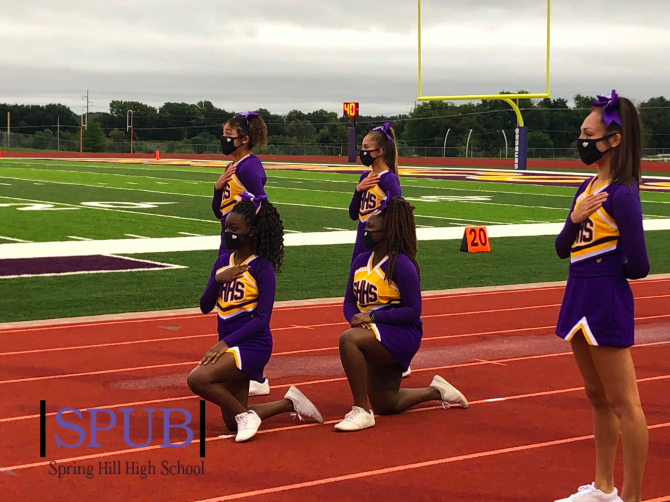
left=213, top=112, right=268, bottom=256
left=213, top=111, right=270, bottom=397
left=349, top=122, right=402, bottom=262
left=188, top=193, right=323, bottom=443
left=335, top=197, right=467, bottom=432
left=553, top=91, right=650, bottom=502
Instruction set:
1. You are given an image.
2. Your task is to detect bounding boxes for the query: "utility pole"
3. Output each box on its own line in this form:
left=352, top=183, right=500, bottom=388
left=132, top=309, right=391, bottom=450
left=80, top=114, right=83, bottom=153
left=5, top=112, right=8, bottom=147
left=82, top=90, right=91, bottom=130
left=127, top=110, right=134, bottom=154
left=57, top=117, right=60, bottom=151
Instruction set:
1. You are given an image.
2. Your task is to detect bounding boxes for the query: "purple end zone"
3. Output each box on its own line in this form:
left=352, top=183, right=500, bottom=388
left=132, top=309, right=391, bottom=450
left=0, top=255, right=171, bottom=278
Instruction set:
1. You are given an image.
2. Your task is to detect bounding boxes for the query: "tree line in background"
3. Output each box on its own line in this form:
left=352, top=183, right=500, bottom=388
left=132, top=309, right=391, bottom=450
left=1, top=93, right=669, bottom=156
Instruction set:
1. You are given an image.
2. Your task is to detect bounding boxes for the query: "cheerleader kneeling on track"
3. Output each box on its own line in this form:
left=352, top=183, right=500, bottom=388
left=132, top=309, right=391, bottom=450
left=335, top=197, right=468, bottom=432
left=188, top=193, right=323, bottom=443
left=553, top=91, right=650, bottom=502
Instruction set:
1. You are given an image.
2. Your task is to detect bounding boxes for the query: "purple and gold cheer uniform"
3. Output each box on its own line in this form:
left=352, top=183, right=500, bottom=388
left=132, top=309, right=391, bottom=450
left=212, top=154, right=267, bottom=255
left=555, top=177, right=650, bottom=347
left=344, top=252, right=422, bottom=370
left=200, top=253, right=275, bottom=381
left=348, top=170, right=401, bottom=261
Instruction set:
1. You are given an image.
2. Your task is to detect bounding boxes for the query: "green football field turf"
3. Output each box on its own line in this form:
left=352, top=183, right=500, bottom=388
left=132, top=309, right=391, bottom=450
left=0, top=158, right=669, bottom=322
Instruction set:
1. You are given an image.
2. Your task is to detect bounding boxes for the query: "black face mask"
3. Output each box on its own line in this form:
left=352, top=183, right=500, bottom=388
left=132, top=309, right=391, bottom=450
left=224, top=231, right=247, bottom=251
left=359, top=149, right=379, bottom=167
left=577, top=134, right=616, bottom=166
left=221, top=136, right=240, bottom=156
left=362, top=229, right=383, bottom=250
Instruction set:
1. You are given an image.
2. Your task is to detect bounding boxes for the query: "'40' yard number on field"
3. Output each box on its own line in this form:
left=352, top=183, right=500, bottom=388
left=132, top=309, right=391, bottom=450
left=0, top=202, right=176, bottom=211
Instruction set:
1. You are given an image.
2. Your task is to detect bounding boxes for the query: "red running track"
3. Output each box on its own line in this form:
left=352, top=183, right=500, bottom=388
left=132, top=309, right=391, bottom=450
left=0, top=279, right=669, bottom=501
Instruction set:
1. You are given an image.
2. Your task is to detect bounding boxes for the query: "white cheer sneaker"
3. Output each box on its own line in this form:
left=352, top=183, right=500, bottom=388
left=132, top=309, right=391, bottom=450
left=249, top=378, right=270, bottom=397
left=334, top=406, right=375, bottom=432
left=234, top=410, right=262, bottom=443
left=554, top=483, right=622, bottom=502
left=284, top=386, right=324, bottom=423
left=402, top=367, right=412, bottom=378
left=430, top=375, right=469, bottom=409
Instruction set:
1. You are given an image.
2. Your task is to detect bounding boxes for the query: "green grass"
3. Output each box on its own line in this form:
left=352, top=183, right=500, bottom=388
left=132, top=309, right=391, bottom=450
left=0, top=158, right=668, bottom=322
left=1, top=160, right=669, bottom=243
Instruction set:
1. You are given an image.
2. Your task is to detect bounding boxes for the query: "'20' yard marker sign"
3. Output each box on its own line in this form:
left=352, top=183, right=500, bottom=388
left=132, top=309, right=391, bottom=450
left=460, top=226, right=491, bottom=253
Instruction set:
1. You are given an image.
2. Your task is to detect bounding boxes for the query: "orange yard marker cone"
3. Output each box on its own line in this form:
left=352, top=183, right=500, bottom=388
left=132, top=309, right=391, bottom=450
left=460, top=226, right=491, bottom=253
left=155, top=150, right=160, bottom=161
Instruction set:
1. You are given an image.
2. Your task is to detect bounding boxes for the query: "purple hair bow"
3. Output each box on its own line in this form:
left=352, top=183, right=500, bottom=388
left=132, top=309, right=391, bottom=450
left=235, top=192, right=267, bottom=214
left=371, top=122, right=394, bottom=142
left=593, top=90, right=621, bottom=127
left=235, top=111, right=260, bottom=124
left=375, top=195, right=390, bottom=214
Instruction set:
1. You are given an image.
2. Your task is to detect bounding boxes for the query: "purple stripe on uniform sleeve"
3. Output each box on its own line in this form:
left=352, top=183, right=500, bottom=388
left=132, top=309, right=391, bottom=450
left=611, top=190, right=649, bottom=279
left=236, top=156, right=267, bottom=196
left=348, top=172, right=367, bottom=221
left=555, top=181, right=589, bottom=259
left=371, top=255, right=421, bottom=325
left=212, top=188, right=224, bottom=219
left=200, top=258, right=223, bottom=314
left=380, top=172, right=402, bottom=198
left=343, top=257, right=361, bottom=323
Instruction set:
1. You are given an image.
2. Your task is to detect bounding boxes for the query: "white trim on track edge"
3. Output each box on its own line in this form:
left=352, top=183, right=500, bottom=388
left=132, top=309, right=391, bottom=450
left=1, top=220, right=670, bottom=260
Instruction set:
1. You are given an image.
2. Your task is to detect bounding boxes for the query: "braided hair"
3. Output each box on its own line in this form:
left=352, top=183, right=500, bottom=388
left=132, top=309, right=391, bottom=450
left=381, top=197, right=419, bottom=282
left=230, top=199, right=284, bottom=273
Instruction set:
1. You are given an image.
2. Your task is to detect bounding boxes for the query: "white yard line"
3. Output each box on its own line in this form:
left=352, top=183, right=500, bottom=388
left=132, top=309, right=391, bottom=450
left=2, top=220, right=669, bottom=259
left=0, top=195, right=218, bottom=225
left=124, top=234, right=149, bottom=239
left=68, top=236, right=93, bottom=241
left=0, top=236, right=32, bottom=243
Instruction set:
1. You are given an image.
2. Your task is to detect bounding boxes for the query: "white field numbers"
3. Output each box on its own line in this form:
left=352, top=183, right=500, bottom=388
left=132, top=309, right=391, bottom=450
left=0, top=202, right=177, bottom=211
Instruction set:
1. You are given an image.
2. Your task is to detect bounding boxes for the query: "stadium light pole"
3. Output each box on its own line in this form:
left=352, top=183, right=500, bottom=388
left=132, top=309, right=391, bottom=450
left=465, top=129, right=473, bottom=158
left=57, top=117, right=60, bottom=151
left=127, top=110, right=134, bottom=154
left=442, top=128, right=450, bottom=158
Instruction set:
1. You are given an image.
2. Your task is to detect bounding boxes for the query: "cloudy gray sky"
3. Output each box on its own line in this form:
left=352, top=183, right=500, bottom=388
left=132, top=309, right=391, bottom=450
left=1, top=0, right=668, bottom=116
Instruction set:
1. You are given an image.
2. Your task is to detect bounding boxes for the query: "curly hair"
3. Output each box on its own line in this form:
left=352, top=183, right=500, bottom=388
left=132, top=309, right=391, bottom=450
left=231, top=199, right=284, bottom=273
left=225, top=114, right=268, bottom=150
left=369, top=125, right=399, bottom=174
left=381, top=197, right=419, bottom=282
